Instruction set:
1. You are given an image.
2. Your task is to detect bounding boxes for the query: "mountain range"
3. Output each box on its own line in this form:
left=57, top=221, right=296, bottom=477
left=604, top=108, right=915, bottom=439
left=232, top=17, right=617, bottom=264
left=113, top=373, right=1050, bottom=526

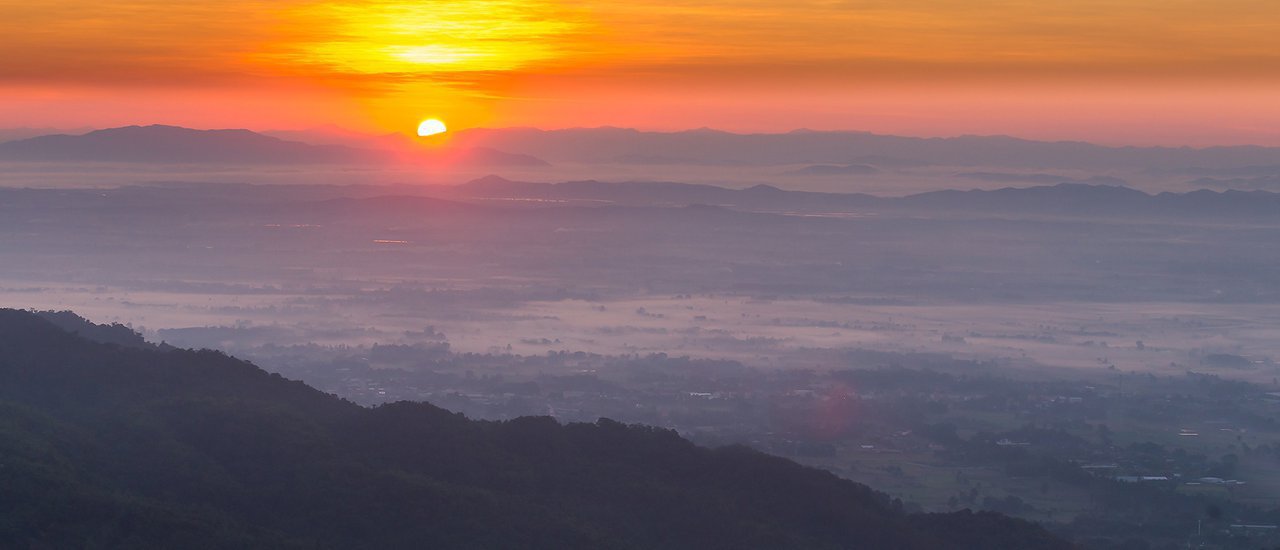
left=0, top=125, right=547, bottom=166
left=445, top=175, right=1280, bottom=221
left=447, top=127, right=1280, bottom=169
left=7, top=125, right=1280, bottom=172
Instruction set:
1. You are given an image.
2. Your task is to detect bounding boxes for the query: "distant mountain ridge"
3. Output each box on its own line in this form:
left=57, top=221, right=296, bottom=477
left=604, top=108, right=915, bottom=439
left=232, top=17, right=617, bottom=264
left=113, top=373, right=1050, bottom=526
left=450, top=176, right=1280, bottom=221
left=0, top=125, right=547, bottom=166
left=0, top=125, right=376, bottom=163
left=450, top=127, right=1280, bottom=169
left=0, top=126, right=94, bottom=144
left=0, top=309, right=1071, bottom=549
left=9, top=124, right=1280, bottom=170
left=1, top=172, right=1275, bottom=223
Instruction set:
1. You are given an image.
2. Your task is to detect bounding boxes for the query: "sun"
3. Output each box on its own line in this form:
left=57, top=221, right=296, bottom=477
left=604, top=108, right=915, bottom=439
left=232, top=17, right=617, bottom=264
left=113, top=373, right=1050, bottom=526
left=417, top=118, right=447, bottom=137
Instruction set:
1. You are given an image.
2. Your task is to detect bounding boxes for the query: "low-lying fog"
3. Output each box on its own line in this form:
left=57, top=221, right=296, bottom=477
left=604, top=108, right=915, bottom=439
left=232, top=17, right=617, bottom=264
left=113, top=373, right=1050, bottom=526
left=2, top=160, right=1277, bottom=384
left=8, top=150, right=1280, bottom=530
left=5, top=285, right=1278, bottom=384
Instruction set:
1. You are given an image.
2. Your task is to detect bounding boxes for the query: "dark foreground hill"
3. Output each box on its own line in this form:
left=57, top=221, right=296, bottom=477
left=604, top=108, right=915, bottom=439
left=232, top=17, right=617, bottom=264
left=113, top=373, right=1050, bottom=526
left=0, top=309, right=1070, bottom=549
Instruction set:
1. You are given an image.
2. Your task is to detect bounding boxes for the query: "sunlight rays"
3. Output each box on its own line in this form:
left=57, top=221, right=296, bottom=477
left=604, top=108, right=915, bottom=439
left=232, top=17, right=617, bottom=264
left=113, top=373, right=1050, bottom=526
left=262, top=1, right=589, bottom=76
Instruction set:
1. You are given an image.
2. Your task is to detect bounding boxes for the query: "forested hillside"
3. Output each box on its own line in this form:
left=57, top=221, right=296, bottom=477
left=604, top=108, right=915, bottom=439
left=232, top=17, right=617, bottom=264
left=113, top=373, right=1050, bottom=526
left=0, top=309, right=1070, bottom=549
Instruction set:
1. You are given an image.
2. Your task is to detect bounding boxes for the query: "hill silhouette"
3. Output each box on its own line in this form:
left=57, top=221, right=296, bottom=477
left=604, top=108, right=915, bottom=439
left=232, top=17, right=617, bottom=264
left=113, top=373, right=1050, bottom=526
left=10, top=124, right=1280, bottom=171
left=0, top=309, right=1071, bottom=549
left=0, top=125, right=379, bottom=163
left=451, top=127, right=1280, bottom=169
left=451, top=176, right=1280, bottom=221
left=0, top=125, right=548, bottom=166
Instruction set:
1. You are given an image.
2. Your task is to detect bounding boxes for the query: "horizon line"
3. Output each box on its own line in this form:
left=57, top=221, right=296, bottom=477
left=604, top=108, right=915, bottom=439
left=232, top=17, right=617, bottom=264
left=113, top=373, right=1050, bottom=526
left=3, top=123, right=1275, bottom=151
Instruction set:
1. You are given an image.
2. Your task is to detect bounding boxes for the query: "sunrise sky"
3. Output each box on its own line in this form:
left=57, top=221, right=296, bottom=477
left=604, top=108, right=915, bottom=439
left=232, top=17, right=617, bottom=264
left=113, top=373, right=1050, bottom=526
left=3, top=0, right=1280, bottom=145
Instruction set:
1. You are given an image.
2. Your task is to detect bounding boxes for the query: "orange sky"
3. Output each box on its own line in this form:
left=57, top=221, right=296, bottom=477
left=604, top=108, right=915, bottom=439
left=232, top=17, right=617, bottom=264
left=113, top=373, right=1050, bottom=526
left=3, top=0, right=1280, bottom=145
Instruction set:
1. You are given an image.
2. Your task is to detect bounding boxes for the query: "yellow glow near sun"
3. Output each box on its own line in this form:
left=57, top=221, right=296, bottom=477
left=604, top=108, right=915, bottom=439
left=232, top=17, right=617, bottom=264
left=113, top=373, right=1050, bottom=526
left=266, top=1, right=589, bottom=76
left=251, top=0, right=611, bottom=133
left=417, top=118, right=447, bottom=137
